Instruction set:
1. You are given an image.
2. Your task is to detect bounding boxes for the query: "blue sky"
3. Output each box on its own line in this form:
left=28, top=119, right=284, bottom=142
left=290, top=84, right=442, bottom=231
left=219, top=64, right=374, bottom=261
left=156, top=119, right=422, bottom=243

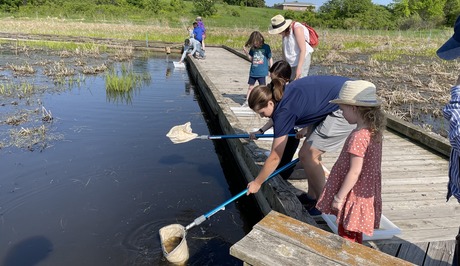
left=265, top=0, right=393, bottom=7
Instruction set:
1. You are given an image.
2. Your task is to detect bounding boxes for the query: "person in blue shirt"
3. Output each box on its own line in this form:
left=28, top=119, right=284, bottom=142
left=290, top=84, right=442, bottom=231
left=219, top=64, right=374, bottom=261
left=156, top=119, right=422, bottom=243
left=192, top=22, right=204, bottom=45
left=178, top=38, right=205, bottom=64
left=246, top=75, right=355, bottom=216
left=242, top=31, right=273, bottom=106
left=437, top=14, right=460, bottom=266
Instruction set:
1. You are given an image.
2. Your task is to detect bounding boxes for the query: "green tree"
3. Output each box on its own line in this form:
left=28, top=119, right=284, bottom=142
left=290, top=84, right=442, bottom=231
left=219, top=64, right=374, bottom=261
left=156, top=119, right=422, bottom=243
left=443, top=0, right=460, bottom=25
left=193, top=0, right=217, bottom=17
left=342, top=0, right=372, bottom=18
left=144, top=0, right=161, bottom=13
left=392, top=0, right=411, bottom=18
left=408, top=0, right=446, bottom=22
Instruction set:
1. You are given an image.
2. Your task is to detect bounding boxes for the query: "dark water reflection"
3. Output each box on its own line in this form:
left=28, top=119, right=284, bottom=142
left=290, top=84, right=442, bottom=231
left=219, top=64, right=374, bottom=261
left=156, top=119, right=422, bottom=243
left=0, top=54, right=256, bottom=265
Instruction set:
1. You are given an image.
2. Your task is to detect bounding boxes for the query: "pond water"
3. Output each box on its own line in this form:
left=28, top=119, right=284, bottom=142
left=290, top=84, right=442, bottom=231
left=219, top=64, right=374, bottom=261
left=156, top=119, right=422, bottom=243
left=0, top=50, right=259, bottom=265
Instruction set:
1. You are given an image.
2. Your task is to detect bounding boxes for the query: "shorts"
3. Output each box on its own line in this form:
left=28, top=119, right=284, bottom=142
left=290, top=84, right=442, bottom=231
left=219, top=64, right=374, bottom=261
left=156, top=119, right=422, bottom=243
left=290, top=52, right=312, bottom=80
left=248, top=76, right=266, bottom=86
left=306, top=109, right=355, bottom=152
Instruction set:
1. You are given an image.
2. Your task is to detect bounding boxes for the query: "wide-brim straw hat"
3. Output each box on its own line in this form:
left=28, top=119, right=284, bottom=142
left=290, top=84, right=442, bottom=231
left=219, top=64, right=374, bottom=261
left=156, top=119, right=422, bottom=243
left=269, top=15, right=292, bottom=35
left=437, top=15, right=460, bottom=60
left=330, top=80, right=382, bottom=107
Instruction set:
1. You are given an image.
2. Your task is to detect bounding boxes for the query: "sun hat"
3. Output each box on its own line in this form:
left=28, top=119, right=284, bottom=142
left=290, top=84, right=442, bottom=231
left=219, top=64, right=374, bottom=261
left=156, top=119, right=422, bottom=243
left=269, top=15, right=292, bottom=35
left=330, top=80, right=381, bottom=107
left=437, top=15, right=460, bottom=60
left=196, top=16, right=202, bottom=21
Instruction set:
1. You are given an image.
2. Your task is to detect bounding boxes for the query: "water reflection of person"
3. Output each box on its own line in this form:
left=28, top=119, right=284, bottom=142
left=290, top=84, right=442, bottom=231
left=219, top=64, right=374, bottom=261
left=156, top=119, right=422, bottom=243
left=166, top=67, right=172, bottom=78
left=184, top=82, right=191, bottom=95
left=436, top=15, right=460, bottom=266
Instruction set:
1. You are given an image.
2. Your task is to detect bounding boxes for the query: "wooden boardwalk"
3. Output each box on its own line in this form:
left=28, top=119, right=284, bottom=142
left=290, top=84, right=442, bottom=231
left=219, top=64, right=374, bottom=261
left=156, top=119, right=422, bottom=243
left=187, top=46, right=458, bottom=265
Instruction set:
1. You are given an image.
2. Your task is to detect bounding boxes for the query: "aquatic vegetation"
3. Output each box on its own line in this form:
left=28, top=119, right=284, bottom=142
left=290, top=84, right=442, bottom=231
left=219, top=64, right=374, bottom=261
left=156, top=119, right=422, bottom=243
left=8, top=125, right=63, bottom=151
left=7, top=62, right=35, bottom=75
left=0, top=81, right=35, bottom=97
left=82, top=63, right=108, bottom=74
left=113, top=46, right=134, bottom=61
left=105, top=64, right=151, bottom=92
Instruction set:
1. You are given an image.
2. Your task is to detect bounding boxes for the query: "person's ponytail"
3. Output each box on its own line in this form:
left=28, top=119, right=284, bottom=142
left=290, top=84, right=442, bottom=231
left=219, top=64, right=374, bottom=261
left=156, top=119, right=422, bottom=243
left=270, top=78, right=286, bottom=102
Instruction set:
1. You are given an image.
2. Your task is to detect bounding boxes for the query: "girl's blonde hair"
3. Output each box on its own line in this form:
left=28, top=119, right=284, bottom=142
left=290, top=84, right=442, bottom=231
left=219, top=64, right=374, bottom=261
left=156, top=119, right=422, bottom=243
left=245, top=31, right=265, bottom=49
left=356, top=106, right=386, bottom=141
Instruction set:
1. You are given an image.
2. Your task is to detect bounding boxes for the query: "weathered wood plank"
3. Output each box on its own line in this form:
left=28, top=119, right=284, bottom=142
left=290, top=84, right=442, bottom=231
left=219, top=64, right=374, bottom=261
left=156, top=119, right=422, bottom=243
left=230, top=211, right=414, bottom=265
left=397, top=242, right=429, bottom=265
left=424, top=240, right=456, bottom=266
left=372, top=242, right=401, bottom=256
left=230, top=227, right=347, bottom=265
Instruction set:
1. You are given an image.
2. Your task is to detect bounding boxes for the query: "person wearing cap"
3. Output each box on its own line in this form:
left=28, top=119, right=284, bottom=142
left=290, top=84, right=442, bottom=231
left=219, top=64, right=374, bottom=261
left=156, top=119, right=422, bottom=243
left=196, top=16, right=206, bottom=50
left=245, top=75, right=356, bottom=216
left=437, top=14, right=460, bottom=266
left=316, top=80, right=385, bottom=244
left=268, top=14, right=314, bottom=81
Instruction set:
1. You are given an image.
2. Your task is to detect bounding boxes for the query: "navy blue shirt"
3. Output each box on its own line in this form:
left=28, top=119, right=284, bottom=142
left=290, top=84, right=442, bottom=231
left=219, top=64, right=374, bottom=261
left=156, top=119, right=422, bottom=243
left=272, top=75, right=351, bottom=138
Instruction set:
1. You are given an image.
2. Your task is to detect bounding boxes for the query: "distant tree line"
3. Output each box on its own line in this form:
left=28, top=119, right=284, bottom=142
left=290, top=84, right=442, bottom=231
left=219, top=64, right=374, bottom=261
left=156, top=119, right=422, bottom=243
left=0, top=0, right=459, bottom=29
left=288, top=0, right=460, bottom=30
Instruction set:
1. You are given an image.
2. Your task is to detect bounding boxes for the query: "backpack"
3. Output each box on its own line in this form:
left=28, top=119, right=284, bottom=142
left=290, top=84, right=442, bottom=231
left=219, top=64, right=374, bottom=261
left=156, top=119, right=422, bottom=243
left=293, top=21, right=319, bottom=48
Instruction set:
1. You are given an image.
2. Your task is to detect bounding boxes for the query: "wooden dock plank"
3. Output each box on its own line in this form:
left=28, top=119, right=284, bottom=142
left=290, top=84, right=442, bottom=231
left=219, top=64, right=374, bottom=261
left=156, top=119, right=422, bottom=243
left=230, top=211, right=414, bottom=266
left=397, top=242, right=429, bottom=265
left=425, top=240, right=456, bottom=266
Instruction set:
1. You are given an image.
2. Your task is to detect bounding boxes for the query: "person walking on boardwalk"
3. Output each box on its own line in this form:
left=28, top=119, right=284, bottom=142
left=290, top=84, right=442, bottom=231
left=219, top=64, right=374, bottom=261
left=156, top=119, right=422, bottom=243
left=316, top=80, right=385, bottom=244
left=242, top=31, right=273, bottom=107
left=268, top=14, right=314, bottom=81
left=245, top=75, right=355, bottom=216
left=436, top=14, right=460, bottom=266
left=192, top=21, right=204, bottom=48
left=196, top=16, right=206, bottom=50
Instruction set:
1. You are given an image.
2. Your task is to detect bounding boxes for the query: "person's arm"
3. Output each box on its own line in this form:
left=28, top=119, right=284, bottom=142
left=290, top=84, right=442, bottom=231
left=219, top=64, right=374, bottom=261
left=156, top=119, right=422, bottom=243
left=295, top=126, right=311, bottom=139
left=189, top=40, right=198, bottom=57
left=293, top=23, right=307, bottom=80
left=249, top=119, right=274, bottom=140
left=243, top=46, right=253, bottom=61
left=247, top=134, right=288, bottom=194
left=179, top=45, right=189, bottom=62
left=332, top=154, right=363, bottom=210
left=269, top=57, right=273, bottom=68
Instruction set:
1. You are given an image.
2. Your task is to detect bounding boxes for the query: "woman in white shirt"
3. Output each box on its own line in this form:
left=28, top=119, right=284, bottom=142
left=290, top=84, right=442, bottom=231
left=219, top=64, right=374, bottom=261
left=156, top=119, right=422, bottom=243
left=269, top=14, right=314, bottom=81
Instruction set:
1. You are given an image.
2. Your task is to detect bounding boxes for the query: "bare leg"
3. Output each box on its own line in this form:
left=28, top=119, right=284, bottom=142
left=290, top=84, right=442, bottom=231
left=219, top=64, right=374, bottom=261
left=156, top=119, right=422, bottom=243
left=246, top=85, right=254, bottom=100
left=299, top=141, right=325, bottom=200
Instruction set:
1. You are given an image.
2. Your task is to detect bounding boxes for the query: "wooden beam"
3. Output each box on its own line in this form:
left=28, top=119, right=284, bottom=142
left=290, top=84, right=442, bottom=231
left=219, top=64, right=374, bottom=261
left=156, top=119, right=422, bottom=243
left=230, top=211, right=414, bottom=265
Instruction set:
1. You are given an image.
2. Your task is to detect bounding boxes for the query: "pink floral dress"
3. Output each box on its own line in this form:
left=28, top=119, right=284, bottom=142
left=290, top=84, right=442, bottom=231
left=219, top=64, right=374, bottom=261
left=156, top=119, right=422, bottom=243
left=316, top=128, right=383, bottom=236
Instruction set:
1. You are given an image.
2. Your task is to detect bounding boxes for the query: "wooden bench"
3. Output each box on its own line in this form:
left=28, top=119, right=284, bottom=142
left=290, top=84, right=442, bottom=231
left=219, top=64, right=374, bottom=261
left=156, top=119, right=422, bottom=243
left=230, top=210, right=414, bottom=265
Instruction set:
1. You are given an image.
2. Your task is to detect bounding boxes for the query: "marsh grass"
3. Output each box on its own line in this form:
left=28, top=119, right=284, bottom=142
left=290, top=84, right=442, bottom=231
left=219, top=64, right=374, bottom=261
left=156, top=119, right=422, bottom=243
left=0, top=81, right=35, bottom=97
left=8, top=125, right=63, bottom=151
left=8, top=62, right=35, bottom=74
left=105, top=64, right=150, bottom=92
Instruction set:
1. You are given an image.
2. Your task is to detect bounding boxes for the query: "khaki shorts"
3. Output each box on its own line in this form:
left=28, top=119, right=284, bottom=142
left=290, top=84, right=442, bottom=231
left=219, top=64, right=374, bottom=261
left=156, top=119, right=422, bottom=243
left=306, top=109, right=355, bottom=152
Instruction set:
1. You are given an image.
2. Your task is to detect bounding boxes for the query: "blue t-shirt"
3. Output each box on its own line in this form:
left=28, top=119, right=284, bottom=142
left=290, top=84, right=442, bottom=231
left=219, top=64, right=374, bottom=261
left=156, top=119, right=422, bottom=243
left=249, top=44, right=272, bottom=78
left=193, top=27, right=204, bottom=42
left=272, top=75, right=351, bottom=137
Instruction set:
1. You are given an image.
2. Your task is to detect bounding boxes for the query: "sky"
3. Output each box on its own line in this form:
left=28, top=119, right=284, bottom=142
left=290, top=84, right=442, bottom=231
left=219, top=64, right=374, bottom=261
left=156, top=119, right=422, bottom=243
left=264, top=0, right=393, bottom=8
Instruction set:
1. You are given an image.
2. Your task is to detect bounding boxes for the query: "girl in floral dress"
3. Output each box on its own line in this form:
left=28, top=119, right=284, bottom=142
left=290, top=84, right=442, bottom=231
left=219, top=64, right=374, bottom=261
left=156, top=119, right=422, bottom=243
left=316, top=80, right=386, bottom=244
